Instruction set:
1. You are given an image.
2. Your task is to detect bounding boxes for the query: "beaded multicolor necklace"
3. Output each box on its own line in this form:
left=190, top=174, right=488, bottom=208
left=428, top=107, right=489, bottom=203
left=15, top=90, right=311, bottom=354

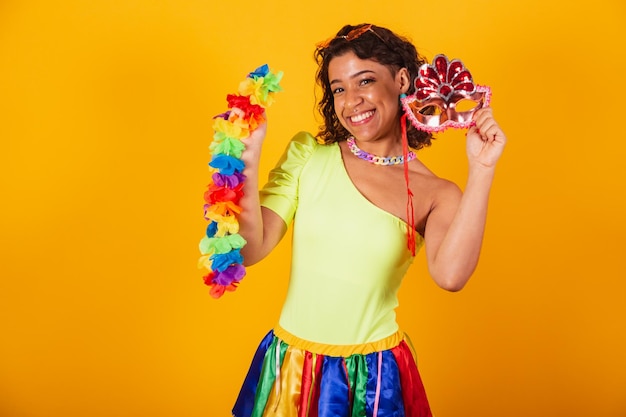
left=347, top=136, right=416, bottom=166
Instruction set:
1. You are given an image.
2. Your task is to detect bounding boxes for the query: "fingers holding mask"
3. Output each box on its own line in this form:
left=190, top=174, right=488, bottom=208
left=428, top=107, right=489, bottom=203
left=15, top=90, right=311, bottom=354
left=472, top=107, right=506, bottom=145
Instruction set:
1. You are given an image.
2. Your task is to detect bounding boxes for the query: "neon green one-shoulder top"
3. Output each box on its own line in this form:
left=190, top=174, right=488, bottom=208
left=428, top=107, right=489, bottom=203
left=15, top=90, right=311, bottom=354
left=260, top=131, right=424, bottom=345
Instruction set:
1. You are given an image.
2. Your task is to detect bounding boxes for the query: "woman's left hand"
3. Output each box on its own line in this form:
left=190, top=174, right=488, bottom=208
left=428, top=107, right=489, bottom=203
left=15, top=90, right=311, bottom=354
left=466, top=107, right=507, bottom=169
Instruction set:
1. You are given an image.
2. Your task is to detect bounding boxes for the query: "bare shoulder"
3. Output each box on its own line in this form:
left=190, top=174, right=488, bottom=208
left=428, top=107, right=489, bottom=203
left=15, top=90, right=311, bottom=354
left=410, top=161, right=462, bottom=203
left=408, top=161, right=462, bottom=235
left=432, top=176, right=462, bottom=202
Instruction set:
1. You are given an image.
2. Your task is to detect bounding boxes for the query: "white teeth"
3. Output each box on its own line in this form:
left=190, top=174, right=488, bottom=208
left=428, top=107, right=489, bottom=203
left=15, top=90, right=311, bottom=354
left=350, top=110, right=374, bottom=123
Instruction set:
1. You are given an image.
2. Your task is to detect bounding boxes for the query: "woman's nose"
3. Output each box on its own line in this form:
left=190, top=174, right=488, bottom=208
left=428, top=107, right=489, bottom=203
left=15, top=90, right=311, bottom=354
left=344, top=88, right=363, bottom=112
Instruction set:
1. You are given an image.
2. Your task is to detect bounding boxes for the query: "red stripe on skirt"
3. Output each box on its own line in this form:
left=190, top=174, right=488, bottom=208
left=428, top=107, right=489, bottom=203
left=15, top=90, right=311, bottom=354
left=391, top=340, right=432, bottom=417
left=299, top=351, right=313, bottom=417
left=299, top=352, right=324, bottom=417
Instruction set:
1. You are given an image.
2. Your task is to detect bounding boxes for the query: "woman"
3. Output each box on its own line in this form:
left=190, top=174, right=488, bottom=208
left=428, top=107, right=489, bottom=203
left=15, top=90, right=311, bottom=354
left=232, top=23, right=506, bottom=417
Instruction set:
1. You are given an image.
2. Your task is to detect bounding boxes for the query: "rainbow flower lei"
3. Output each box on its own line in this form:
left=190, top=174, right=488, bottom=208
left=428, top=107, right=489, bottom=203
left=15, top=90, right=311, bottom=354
left=199, top=64, right=283, bottom=299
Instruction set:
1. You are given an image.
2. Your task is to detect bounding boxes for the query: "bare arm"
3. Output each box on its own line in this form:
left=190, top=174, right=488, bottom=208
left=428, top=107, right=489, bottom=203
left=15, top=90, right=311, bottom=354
left=424, top=108, right=506, bottom=291
left=237, top=121, right=288, bottom=266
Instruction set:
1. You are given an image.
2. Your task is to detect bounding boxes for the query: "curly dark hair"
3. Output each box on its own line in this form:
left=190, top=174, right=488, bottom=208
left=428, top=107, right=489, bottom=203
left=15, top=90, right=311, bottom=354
left=314, top=23, right=433, bottom=150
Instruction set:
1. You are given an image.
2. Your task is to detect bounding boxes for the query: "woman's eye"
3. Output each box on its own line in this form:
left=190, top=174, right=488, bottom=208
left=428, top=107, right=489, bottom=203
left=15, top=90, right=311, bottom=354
left=332, top=87, right=344, bottom=95
left=360, top=78, right=375, bottom=86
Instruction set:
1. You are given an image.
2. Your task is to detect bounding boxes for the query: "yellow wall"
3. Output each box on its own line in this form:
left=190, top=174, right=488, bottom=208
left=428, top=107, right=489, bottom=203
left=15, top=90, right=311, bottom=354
left=1, top=1, right=624, bottom=416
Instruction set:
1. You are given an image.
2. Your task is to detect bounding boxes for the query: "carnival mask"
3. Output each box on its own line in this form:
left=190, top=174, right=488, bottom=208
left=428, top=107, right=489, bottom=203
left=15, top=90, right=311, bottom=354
left=401, top=54, right=491, bottom=132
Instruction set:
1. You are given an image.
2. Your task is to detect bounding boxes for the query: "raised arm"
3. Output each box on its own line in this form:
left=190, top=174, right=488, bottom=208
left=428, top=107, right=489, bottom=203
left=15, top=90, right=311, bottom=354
left=238, top=121, right=288, bottom=266
left=424, top=107, right=507, bottom=291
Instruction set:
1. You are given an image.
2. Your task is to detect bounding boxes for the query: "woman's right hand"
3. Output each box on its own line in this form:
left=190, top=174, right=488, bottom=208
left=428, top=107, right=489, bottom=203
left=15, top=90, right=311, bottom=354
left=241, top=114, right=267, bottom=160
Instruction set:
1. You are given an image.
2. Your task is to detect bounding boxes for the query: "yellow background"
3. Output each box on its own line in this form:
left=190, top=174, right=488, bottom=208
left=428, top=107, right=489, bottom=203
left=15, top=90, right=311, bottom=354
left=1, top=1, right=625, bottom=416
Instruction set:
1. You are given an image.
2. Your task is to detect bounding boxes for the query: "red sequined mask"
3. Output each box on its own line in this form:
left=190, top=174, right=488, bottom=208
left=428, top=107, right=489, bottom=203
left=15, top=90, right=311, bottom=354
left=401, top=54, right=491, bottom=132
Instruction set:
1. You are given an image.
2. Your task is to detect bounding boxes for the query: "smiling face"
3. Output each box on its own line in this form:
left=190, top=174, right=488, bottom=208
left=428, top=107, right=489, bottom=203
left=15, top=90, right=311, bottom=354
left=328, top=51, right=410, bottom=145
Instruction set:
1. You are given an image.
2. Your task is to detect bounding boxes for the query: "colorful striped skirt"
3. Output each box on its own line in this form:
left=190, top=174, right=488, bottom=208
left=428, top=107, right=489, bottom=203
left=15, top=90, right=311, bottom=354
left=232, top=326, right=432, bottom=417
